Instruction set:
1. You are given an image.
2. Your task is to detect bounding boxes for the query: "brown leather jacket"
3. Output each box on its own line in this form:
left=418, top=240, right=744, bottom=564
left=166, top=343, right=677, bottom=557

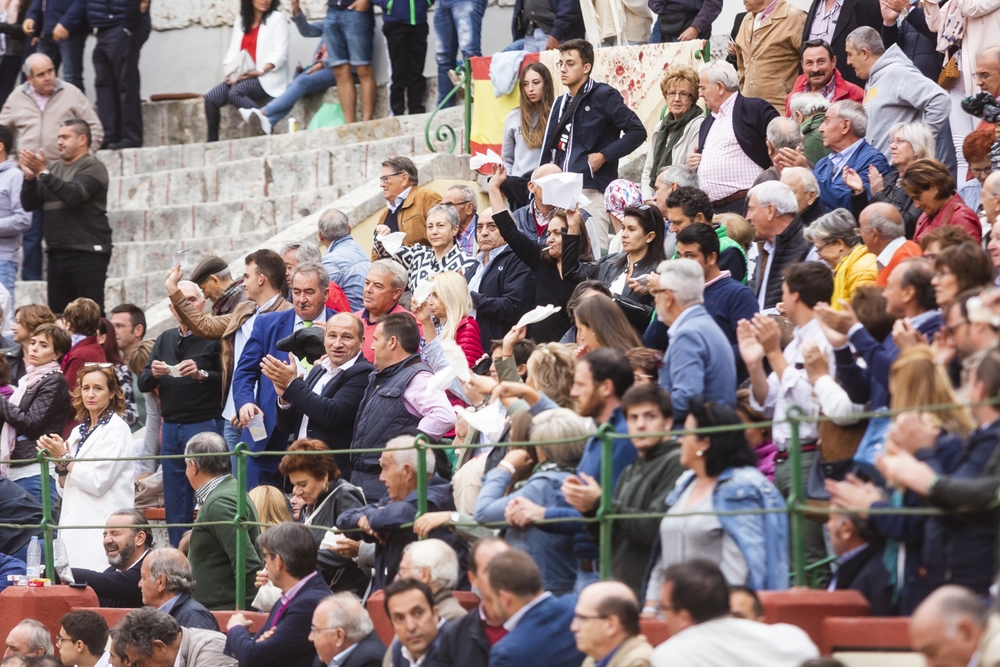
left=373, top=185, right=441, bottom=259
left=168, top=290, right=292, bottom=402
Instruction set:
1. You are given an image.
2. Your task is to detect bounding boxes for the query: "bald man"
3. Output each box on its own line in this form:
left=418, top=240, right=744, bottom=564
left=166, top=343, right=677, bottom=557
left=857, top=202, right=922, bottom=286
left=572, top=581, right=652, bottom=667
left=511, top=165, right=601, bottom=259
left=975, top=47, right=1000, bottom=100
left=139, top=548, right=219, bottom=631
left=910, top=585, right=988, bottom=667
left=436, top=538, right=510, bottom=667
left=271, top=312, right=377, bottom=485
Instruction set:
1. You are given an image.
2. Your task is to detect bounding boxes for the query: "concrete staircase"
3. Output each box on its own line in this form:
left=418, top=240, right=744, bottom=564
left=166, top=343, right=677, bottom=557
left=15, top=107, right=465, bottom=317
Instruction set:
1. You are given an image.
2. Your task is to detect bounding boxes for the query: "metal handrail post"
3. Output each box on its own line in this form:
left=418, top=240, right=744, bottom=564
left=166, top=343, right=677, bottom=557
left=38, top=451, right=55, bottom=578
left=463, top=58, right=472, bottom=154
left=234, top=443, right=249, bottom=610
left=415, top=436, right=429, bottom=519
left=787, top=406, right=806, bottom=587
left=597, top=424, right=614, bottom=580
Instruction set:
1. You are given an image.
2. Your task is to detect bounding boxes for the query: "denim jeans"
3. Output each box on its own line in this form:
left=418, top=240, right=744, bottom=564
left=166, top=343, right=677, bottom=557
left=223, top=421, right=241, bottom=474
left=523, top=28, right=549, bottom=53
left=161, top=418, right=224, bottom=547
left=323, top=6, right=375, bottom=66
left=262, top=67, right=337, bottom=126
left=21, top=209, right=42, bottom=281
left=37, top=31, right=86, bottom=93
left=0, top=259, right=17, bottom=303
left=434, top=0, right=485, bottom=106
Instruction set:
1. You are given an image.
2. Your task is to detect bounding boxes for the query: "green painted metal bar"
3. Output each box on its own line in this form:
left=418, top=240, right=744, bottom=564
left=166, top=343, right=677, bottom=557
left=597, top=424, right=614, bottom=580
left=463, top=58, right=472, bottom=154
left=787, top=406, right=806, bottom=587
left=423, top=61, right=467, bottom=154
left=38, top=451, right=54, bottom=579
left=234, top=443, right=249, bottom=610
left=415, top=434, right=429, bottom=519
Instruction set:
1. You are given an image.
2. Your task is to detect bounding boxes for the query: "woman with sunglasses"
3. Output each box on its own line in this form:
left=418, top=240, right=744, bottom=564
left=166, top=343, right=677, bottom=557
left=37, top=363, right=135, bottom=570
left=0, top=323, right=73, bottom=506
left=644, top=399, right=788, bottom=615
left=563, top=204, right=667, bottom=334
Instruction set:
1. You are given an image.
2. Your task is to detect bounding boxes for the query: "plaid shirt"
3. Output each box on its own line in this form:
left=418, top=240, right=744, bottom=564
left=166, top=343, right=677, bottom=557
left=212, top=280, right=247, bottom=316
left=194, top=474, right=230, bottom=507
left=698, top=94, right=765, bottom=201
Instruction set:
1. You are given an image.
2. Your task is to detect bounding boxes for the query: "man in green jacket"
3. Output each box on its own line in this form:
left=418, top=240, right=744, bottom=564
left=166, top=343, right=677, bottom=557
left=184, top=432, right=263, bottom=610
left=563, top=383, right=686, bottom=599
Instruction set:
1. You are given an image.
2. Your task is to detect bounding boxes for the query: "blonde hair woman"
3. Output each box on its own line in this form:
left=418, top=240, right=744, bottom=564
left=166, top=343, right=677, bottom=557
left=414, top=271, right=485, bottom=368
left=249, top=485, right=292, bottom=529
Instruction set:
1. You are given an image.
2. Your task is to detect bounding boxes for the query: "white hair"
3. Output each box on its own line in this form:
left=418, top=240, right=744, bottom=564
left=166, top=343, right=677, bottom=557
left=404, top=538, right=460, bottom=590
left=788, top=92, right=829, bottom=118
left=766, top=117, right=803, bottom=151
left=657, top=164, right=699, bottom=189
left=749, top=181, right=799, bottom=216
left=889, top=121, right=935, bottom=161
left=384, top=435, right=436, bottom=474
left=317, top=593, right=374, bottom=644
left=369, top=259, right=408, bottom=292
left=655, top=258, right=705, bottom=306
left=22, top=53, right=52, bottom=78
left=782, top=167, right=820, bottom=197
left=828, top=100, right=868, bottom=138
left=698, top=60, right=740, bottom=92
left=177, top=280, right=204, bottom=301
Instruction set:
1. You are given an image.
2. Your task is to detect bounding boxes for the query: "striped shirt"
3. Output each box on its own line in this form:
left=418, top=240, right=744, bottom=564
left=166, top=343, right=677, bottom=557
left=698, top=94, right=765, bottom=201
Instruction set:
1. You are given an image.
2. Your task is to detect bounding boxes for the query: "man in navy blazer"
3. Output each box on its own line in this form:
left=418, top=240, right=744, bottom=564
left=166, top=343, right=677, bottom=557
left=232, top=262, right=335, bottom=488
left=481, top=550, right=584, bottom=667
left=270, top=312, right=375, bottom=480
left=225, top=523, right=329, bottom=667
left=464, top=210, right=532, bottom=350
left=695, top=61, right=779, bottom=213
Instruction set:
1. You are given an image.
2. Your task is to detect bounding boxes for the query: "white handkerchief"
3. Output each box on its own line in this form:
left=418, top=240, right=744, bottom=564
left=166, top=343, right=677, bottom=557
left=167, top=364, right=183, bottom=378
left=439, top=339, right=471, bottom=383
left=457, top=401, right=506, bottom=443
left=515, top=305, right=561, bottom=330
left=470, top=149, right=503, bottom=170
left=429, top=366, right=458, bottom=392
left=320, top=531, right=346, bottom=549
left=412, top=280, right=434, bottom=306
left=379, top=231, right=407, bottom=255
left=535, top=172, right=585, bottom=210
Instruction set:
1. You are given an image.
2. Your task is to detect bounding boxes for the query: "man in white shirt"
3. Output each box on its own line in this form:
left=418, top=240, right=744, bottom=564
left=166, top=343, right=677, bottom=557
left=269, top=312, right=376, bottom=478
left=651, top=560, right=818, bottom=667
left=737, top=260, right=835, bottom=583
left=56, top=611, right=111, bottom=667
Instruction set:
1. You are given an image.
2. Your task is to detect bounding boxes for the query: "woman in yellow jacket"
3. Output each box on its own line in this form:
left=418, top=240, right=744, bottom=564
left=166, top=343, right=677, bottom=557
left=804, top=209, right=877, bottom=310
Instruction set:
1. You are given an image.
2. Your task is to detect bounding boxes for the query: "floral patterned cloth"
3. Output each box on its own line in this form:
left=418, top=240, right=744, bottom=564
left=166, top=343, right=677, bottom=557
left=603, top=179, right=643, bottom=219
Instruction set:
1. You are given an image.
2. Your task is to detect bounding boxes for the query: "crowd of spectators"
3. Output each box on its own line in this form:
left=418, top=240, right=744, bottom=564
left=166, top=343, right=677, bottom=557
left=0, top=0, right=997, bottom=661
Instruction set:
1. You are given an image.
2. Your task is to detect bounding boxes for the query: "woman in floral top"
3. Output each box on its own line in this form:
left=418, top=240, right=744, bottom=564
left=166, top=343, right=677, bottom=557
left=373, top=204, right=476, bottom=292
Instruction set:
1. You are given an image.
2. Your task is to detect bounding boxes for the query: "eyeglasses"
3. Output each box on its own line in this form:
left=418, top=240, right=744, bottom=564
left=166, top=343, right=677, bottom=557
left=572, top=612, right=609, bottom=622
left=665, top=91, right=692, bottom=99
left=55, top=636, right=74, bottom=645
left=973, top=70, right=998, bottom=82
left=943, top=320, right=969, bottom=337
left=310, top=625, right=341, bottom=634
left=970, top=165, right=994, bottom=177
left=633, top=373, right=655, bottom=382
left=379, top=172, right=404, bottom=184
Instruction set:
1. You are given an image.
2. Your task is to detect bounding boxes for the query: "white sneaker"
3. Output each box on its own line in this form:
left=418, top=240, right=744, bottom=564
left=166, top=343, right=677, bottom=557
left=239, top=108, right=254, bottom=124
left=255, top=109, right=273, bottom=135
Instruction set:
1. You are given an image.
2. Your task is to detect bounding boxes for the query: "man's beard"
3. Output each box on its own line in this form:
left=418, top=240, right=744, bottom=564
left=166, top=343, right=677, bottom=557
left=107, top=538, right=136, bottom=569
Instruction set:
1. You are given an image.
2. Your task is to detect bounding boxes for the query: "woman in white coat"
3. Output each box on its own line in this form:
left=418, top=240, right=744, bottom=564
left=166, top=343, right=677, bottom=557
left=204, top=0, right=290, bottom=141
left=38, top=364, right=134, bottom=571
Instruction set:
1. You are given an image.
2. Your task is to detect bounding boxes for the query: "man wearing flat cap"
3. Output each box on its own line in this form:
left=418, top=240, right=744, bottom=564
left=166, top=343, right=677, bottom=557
left=189, top=256, right=247, bottom=316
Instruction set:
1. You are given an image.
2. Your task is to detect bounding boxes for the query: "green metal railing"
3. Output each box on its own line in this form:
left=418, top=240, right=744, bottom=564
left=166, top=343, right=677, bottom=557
left=5, top=397, right=997, bottom=609
left=425, top=59, right=472, bottom=155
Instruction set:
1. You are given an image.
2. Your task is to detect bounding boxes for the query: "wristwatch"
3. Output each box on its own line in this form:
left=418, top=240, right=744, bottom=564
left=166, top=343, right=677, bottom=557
left=450, top=511, right=461, bottom=525
left=38, top=169, right=50, bottom=178
left=198, top=370, right=209, bottom=380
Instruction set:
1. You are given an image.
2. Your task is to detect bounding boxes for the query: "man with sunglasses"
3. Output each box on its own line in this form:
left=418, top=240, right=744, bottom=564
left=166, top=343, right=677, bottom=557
left=375, top=157, right=441, bottom=259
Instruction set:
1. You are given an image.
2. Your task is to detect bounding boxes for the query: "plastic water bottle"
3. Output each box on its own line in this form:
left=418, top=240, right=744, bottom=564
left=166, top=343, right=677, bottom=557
left=26, top=536, right=41, bottom=579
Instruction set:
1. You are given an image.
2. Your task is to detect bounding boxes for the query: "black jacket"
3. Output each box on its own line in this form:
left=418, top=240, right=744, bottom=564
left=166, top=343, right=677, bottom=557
left=881, top=7, right=942, bottom=82
left=749, top=216, right=811, bottom=310
left=0, top=478, right=43, bottom=555
left=539, top=79, right=647, bottom=193
left=1, top=337, right=24, bottom=384
left=274, top=356, right=375, bottom=480
left=510, top=0, right=584, bottom=41
left=341, top=631, right=387, bottom=667
left=561, top=233, right=658, bottom=334
left=851, top=169, right=920, bottom=240
left=168, top=592, right=220, bottom=631
left=0, top=369, right=72, bottom=464
left=300, top=478, right=371, bottom=597
left=832, top=541, right=896, bottom=616
left=698, top=94, right=778, bottom=171
left=137, top=329, right=223, bottom=423
left=437, top=607, right=489, bottom=667
left=801, top=0, right=882, bottom=87
left=464, top=245, right=533, bottom=351
left=71, top=550, right=147, bottom=608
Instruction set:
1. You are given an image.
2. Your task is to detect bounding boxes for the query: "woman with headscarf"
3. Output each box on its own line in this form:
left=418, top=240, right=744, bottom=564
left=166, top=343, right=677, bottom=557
left=605, top=179, right=645, bottom=255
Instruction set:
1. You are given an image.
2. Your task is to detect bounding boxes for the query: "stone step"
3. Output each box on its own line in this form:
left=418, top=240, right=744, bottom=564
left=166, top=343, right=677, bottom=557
left=101, top=106, right=463, bottom=177
left=106, top=132, right=430, bottom=210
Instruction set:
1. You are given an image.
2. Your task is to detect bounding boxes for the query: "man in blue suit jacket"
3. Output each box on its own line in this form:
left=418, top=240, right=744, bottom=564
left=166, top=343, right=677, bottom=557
left=654, top=258, right=737, bottom=422
left=271, top=312, right=375, bottom=480
left=482, top=550, right=584, bottom=667
left=232, top=263, right=335, bottom=488
left=225, top=523, right=329, bottom=667
left=813, top=99, right=889, bottom=212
